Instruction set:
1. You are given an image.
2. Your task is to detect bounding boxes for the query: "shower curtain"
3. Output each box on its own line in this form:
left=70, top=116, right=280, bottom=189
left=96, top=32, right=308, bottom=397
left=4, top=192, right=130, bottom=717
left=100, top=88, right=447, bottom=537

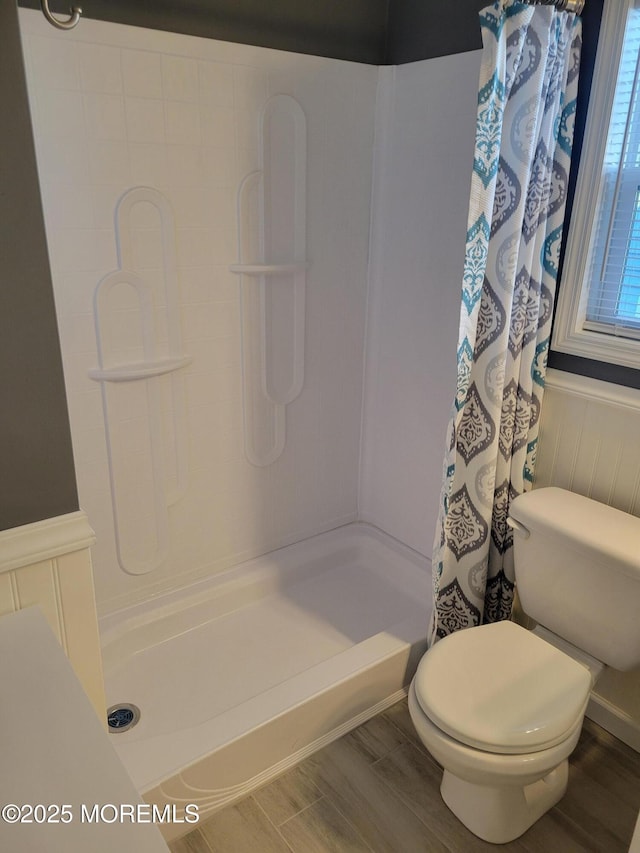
left=430, top=1, right=582, bottom=643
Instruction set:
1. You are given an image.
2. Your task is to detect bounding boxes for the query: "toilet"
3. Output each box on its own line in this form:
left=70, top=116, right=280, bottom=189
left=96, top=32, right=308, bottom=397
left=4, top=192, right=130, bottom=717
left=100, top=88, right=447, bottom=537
left=409, top=486, right=640, bottom=844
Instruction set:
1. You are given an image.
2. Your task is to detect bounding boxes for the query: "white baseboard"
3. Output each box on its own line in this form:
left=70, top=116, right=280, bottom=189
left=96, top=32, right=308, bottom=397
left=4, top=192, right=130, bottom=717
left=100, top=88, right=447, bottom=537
left=587, top=694, right=640, bottom=753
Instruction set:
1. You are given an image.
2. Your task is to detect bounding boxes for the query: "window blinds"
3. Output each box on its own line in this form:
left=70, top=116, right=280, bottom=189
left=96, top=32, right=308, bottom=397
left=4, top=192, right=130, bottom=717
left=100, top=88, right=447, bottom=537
left=585, top=1, right=640, bottom=336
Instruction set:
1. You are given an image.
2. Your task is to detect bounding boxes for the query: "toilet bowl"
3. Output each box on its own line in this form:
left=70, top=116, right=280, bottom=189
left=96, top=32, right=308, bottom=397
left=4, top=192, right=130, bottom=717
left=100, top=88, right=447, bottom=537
left=410, top=487, right=640, bottom=844
left=408, top=620, right=591, bottom=843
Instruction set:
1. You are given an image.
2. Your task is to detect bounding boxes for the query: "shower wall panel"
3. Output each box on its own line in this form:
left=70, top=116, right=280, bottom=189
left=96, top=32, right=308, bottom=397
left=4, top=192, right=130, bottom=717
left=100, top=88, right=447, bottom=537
left=359, top=55, right=481, bottom=556
left=19, top=9, right=377, bottom=614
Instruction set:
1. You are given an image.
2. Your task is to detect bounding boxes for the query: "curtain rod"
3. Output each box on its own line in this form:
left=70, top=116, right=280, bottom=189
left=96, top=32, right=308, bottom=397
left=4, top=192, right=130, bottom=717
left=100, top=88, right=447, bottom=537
left=522, top=0, right=585, bottom=14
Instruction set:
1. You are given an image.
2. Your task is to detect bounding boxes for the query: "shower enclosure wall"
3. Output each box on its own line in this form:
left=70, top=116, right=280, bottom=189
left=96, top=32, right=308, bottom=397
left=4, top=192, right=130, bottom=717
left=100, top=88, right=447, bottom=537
left=20, top=11, right=377, bottom=614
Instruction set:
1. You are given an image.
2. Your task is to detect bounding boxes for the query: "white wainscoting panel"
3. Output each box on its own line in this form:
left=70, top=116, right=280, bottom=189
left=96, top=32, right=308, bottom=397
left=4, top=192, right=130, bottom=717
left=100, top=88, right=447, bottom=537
left=536, top=368, right=640, bottom=750
left=536, top=369, right=640, bottom=513
left=0, top=513, right=106, bottom=723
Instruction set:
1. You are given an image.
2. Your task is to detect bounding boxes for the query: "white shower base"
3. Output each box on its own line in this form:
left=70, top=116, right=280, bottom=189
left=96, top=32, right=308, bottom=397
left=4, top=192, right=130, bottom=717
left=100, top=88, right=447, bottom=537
left=100, top=523, right=429, bottom=838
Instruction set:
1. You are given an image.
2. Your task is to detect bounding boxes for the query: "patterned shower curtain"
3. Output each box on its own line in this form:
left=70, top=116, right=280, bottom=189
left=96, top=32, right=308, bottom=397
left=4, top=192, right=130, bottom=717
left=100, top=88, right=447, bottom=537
left=430, top=1, right=582, bottom=643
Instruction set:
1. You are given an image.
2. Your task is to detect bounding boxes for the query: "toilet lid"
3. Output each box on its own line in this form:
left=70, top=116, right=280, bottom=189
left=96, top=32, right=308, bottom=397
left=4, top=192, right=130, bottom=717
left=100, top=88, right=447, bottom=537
left=413, top=621, right=592, bottom=754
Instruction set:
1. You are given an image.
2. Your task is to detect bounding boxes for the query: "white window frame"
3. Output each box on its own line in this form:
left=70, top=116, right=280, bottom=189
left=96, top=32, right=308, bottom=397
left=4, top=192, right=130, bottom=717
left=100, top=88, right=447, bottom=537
left=552, top=0, right=640, bottom=368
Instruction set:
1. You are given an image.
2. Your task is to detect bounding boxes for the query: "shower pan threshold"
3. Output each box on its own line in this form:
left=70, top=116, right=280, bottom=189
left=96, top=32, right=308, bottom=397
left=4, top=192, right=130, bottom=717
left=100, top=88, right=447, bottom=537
left=100, top=522, right=430, bottom=837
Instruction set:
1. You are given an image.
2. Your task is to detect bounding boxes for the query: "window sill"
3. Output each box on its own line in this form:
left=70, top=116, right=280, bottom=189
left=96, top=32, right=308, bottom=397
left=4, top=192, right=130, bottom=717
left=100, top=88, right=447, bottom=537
left=551, top=318, right=640, bottom=370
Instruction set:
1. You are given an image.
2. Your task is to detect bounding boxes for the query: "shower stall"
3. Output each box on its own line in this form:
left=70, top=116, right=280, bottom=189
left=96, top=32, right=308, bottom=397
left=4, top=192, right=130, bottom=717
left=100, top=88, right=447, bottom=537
left=18, top=5, right=478, bottom=837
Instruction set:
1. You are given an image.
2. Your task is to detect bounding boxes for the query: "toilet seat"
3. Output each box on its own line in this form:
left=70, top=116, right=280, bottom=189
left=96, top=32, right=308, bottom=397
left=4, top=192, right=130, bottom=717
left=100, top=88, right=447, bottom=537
left=413, top=621, right=592, bottom=754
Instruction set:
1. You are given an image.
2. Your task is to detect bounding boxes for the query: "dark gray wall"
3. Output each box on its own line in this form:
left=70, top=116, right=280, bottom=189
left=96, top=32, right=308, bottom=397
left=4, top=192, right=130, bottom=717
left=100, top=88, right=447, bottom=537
left=19, top=0, right=390, bottom=64
left=0, top=0, right=78, bottom=529
left=386, top=0, right=486, bottom=63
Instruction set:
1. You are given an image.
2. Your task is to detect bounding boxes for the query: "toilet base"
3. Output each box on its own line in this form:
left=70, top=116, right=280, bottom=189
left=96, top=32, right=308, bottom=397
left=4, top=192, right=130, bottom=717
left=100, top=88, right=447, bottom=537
left=440, top=760, right=569, bottom=844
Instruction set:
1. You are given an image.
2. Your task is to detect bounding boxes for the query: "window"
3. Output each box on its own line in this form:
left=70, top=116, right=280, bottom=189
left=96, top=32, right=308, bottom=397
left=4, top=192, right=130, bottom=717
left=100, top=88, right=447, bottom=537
left=552, top=0, right=640, bottom=367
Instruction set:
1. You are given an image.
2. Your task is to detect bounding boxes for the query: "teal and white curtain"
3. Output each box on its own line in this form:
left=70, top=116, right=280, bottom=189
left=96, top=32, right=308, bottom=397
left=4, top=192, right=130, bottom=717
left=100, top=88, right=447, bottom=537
left=430, top=1, right=582, bottom=643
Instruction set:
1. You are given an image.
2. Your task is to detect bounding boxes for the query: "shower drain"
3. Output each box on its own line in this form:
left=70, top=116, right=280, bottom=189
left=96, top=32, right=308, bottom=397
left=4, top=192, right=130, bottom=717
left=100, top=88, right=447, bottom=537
left=107, top=703, right=141, bottom=733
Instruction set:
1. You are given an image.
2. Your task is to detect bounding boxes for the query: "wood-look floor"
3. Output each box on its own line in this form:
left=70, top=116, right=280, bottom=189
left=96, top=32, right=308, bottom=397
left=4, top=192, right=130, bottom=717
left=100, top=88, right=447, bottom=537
left=169, top=699, right=640, bottom=853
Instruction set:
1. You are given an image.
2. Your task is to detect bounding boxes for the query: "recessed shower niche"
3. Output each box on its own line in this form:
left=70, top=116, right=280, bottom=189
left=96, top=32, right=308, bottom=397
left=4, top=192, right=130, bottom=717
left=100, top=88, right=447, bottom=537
left=231, top=94, right=308, bottom=466
left=90, top=187, right=192, bottom=576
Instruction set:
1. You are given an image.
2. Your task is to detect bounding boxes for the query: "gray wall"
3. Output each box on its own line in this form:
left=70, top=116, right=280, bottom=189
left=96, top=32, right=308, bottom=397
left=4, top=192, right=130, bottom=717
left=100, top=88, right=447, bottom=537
left=386, top=0, right=486, bottom=62
left=16, top=0, right=495, bottom=65
left=19, top=0, right=389, bottom=64
left=19, top=0, right=487, bottom=65
left=0, top=0, right=78, bottom=530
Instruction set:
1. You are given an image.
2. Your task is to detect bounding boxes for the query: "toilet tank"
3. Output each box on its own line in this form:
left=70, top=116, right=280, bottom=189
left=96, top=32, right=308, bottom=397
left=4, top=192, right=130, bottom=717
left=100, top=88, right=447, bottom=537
left=509, top=487, right=640, bottom=671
